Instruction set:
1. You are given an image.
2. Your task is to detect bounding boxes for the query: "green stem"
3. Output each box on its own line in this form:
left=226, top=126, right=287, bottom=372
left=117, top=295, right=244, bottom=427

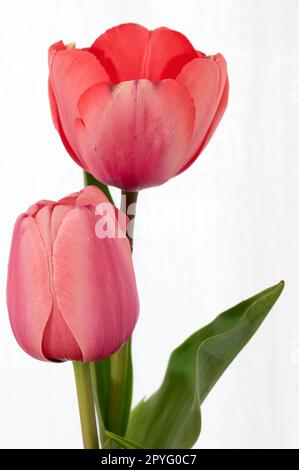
left=106, top=190, right=138, bottom=436
left=73, top=361, right=99, bottom=449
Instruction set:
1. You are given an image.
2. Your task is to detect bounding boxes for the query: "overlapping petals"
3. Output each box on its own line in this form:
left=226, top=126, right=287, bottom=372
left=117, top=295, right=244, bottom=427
left=7, top=186, right=139, bottom=362
left=49, top=23, right=229, bottom=190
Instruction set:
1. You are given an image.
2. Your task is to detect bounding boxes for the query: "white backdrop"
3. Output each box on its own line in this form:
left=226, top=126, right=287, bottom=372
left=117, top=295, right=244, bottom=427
left=0, top=0, right=298, bottom=449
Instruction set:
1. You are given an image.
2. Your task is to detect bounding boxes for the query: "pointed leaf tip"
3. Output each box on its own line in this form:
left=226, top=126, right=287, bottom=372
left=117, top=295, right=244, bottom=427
left=126, top=281, right=284, bottom=449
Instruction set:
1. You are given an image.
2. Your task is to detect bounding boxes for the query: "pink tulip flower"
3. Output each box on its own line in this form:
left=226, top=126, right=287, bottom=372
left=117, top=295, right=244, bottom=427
left=6, top=186, right=139, bottom=362
left=48, top=23, right=229, bottom=191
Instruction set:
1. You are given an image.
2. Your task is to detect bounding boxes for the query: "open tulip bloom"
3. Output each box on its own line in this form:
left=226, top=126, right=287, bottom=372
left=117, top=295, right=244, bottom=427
left=6, top=23, right=284, bottom=450
left=48, top=23, right=228, bottom=191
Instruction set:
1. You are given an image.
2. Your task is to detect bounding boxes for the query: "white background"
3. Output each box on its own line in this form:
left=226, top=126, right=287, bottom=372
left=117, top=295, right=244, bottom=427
left=0, top=0, right=298, bottom=449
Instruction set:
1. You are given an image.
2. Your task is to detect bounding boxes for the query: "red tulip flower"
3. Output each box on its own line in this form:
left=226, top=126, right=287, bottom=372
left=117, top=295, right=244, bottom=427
left=48, top=23, right=229, bottom=191
left=6, top=186, right=139, bottom=362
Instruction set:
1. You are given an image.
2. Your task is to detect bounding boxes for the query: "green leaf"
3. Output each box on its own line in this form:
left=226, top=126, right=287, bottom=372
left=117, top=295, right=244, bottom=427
left=84, top=171, right=114, bottom=204
left=90, top=344, right=133, bottom=447
left=106, top=340, right=133, bottom=437
left=126, top=281, right=284, bottom=449
left=105, top=431, right=145, bottom=449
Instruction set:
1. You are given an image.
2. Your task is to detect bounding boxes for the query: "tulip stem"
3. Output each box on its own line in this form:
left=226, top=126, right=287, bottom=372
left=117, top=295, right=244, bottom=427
left=73, top=361, right=99, bottom=449
left=106, top=191, right=138, bottom=436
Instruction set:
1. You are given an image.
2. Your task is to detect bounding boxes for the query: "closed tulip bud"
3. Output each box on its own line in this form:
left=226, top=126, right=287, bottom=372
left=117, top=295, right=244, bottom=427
left=6, top=186, right=139, bottom=362
left=48, top=23, right=229, bottom=191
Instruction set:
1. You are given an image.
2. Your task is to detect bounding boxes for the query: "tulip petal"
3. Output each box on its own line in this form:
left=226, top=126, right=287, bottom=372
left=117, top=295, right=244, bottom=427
left=75, top=185, right=108, bottom=207
left=198, top=78, right=229, bottom=155
left=76, top=79, right=195, bottom=190
left=48, top=41, right=66, bottom=69
left=76, top=186, right=128, bottom=240
left=151, top=28, right=198, bottom=80
left=49, top=79, right=82, bottom=165
left=50, top=205, right=73, bottom=245
left=48, top=42, right=84, bottom=165
left=7, top=216, right=52, bottom=361
left=176, top=54, right=228, bottom=172
left=34, top=205, right=53, bottom=254
left=42, top=307, right=83, bottom=361
left=49, top=47, right=110, bottom=169
left=90, top=23, right=198, bottom=82
left=27, top=200, right=54, bottom=217
left=48, top=42, right=67, bottom=131
left=48, top=79, right=60, bottom=132
left=57, top=192, right=80, bottom=206
left=53, top=207, right=139, bottom=362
